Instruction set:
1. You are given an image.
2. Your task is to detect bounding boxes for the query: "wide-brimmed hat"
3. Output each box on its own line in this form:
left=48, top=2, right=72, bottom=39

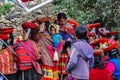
left=106, top=31, right=119, bottom=36
left=67, top=20, right=79, bottom=29
left=87, top=23, right=100, bottom=31
left=90, top=38, right=116, bottom=52
left=0, top=28, right=13, bottom=34
left=22, top=21, right=39, bottom=30
left=33, top=17, right=50, bottom=23
left=0, top=34, right=9, bottom=40
left=87, top=32, right=96, bottom=37
left=98, top=28, right=109, bottom=37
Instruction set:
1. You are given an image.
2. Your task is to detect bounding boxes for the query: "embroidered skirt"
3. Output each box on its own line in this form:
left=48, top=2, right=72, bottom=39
left=41, top=65, right=59, bottom=80
left=58, top=52, right=69, bottom=75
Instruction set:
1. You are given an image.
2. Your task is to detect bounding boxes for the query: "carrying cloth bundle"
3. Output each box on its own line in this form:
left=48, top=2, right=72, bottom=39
left=14, top=40, right=43, bottom=74
left=14, top=42, right=33, bottom=71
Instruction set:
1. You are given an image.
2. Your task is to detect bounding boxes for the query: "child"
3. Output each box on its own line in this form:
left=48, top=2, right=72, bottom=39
left=66, top=25, right=94, bottom=80
left=49, top=24, right=62, bottom=50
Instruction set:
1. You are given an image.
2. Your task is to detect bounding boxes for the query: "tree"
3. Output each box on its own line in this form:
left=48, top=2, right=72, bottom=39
left=53, top=0, right=120, bottom=30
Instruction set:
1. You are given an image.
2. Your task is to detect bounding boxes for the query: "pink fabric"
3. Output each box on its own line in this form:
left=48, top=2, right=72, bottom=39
left=102, top=56, right=109, bottom=65
left=106, top=62, right=116, bottom=74
left=56, top=40, right=63, bottom=52
left=47, top=41, right=63, bottom=66
left=47, top=45, right=54, bottom=60
left=23, top=40, right=41, bottom=74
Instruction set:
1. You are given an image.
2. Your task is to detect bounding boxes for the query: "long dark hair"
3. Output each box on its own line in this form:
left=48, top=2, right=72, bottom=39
left=57, top=12, right=67, bottom=21
left=94, top=56, right=105, bottom=69
left=24, top=28, right=38, bottom=41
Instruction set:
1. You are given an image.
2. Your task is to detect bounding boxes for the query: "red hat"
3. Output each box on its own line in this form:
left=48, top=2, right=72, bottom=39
left=0, top=28, right=13, bottom=34
left=90, top=38, right=116, bottom=52
left=22, top=22, right=39, bottom=30
left=67, top=20, right=79, bottom=29
left=87, top=32, right=96, bottom=37
left=98, top=28, right=108, bottom=37
left=21, top=0, right=33, bottom=2
left=33, top=17, right=50, bottom=23
left=65, top=27, right=75, bottom=36
left=87, top=23, right=100, bottom=31
left=103, top=39, right=116, bottom=52
left=0, top=28, right=13, bottom=31
left=0, top=34, right=8, bottom=40
left=106, top=31, right=119, bottom=36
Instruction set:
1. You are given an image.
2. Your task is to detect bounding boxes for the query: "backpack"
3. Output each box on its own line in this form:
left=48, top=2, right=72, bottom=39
left=14, top=43, right=33, bottom=71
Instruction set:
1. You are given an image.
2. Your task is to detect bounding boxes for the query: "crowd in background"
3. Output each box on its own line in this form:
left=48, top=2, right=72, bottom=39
left=0, top=12, right=120, bottom=80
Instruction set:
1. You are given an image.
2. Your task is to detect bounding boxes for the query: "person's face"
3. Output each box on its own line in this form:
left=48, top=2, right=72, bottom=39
left=50, top=27, right=56, bottom=35
left=89, top=36, right=96, bottom=42
left=59, top=18, right=67, bottom=26
left=59, top=26, right=66, bottom=32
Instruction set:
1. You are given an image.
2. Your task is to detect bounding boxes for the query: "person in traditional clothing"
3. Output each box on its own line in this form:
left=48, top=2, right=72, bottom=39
left=57, top=12, right=75, bottom=79
left=48, top=24, right=62, bottom=50
left=13, top=21, right=43, bottom=80
left=0, top=28, right=17, bottom=80
left=89, top=52, right=113, bottom=80
left=33, top=17, right=63, bottom=80
left=107, top=48, right=120, bottom=80
left=66, top=25, right=94, bottom=80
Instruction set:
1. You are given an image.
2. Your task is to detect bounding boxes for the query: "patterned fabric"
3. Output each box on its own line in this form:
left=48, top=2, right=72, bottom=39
left=0, top=47, right=16, bottom=75
left=58, top=52, right=69, bottom=74
left=41, top=65, right=59, bottom=80
left=23, top=40, right=42, bottom=74
left=38, top=32, right=53, bottom=67
left=15, top=43, right=33, bottom=71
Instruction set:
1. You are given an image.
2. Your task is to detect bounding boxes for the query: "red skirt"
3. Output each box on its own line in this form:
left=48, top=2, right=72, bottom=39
left=57, top=52, right=69, bottom=74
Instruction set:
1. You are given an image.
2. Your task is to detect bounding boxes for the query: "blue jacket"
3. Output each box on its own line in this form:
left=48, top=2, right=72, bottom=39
left=51, top=33, right=61, bottom=49
left=109, top=58, right=120, bottom=80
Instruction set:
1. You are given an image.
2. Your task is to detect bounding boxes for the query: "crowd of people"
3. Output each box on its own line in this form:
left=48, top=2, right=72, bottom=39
left=0, top=12, right=120, bottom=80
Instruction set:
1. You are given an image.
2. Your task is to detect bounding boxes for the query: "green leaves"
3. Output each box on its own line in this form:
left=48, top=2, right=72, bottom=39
left=53, top=0, right=120, bottom=28
left=0, top=3, right=13, bottom=16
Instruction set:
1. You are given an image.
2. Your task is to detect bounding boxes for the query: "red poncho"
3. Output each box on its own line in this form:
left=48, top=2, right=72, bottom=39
left=90, top=68, right=113, bottom=80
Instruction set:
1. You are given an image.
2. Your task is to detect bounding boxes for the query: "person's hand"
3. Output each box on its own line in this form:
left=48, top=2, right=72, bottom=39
left=61, top=40, right=65, bottom=45
left=67, top=38, right=71, bottom=42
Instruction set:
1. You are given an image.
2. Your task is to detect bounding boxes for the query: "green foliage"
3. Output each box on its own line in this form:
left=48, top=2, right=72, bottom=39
left=53, top=0, right=120, bottom=29
left=0, top=3, right=13, bottom=17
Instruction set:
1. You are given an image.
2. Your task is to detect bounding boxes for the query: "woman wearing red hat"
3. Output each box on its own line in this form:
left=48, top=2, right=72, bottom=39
left=89, top=55, right=113, bottom=80
left=0, top=28, right=14, bottom=46
left=14, top=21, right=43, bottom=80
left=33, top=17, right=63, bottom=80
left=0, top=32, right=17, bottom=80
